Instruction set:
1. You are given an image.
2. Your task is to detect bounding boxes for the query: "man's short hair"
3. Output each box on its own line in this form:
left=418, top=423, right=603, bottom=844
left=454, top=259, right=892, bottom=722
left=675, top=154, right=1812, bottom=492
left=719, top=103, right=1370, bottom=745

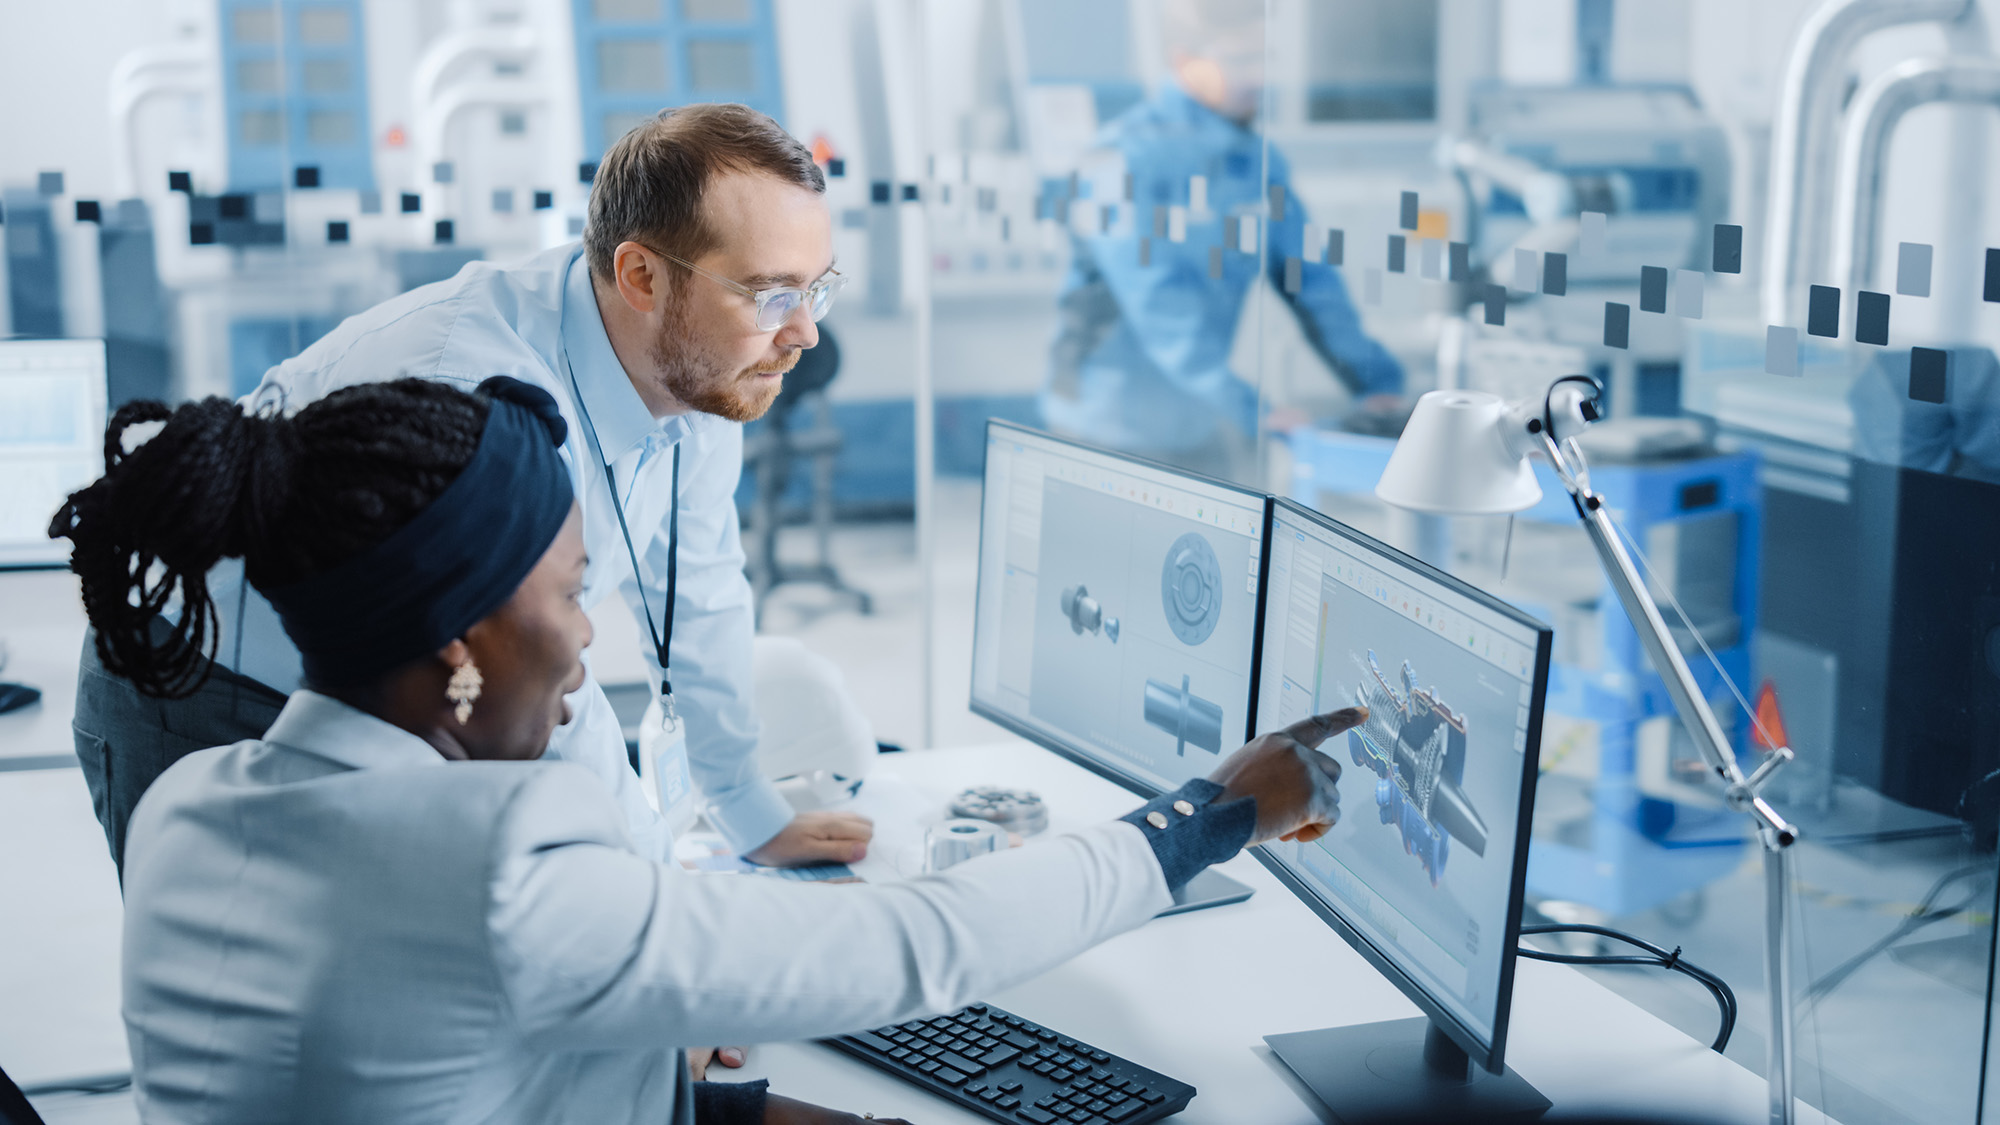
left=584, top=103, right=824, bottom=283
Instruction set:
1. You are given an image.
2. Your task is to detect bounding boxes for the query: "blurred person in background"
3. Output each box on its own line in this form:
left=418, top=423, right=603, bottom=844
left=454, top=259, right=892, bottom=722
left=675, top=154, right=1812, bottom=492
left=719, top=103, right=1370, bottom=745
left=1040, top=0, right=1404, bottom=482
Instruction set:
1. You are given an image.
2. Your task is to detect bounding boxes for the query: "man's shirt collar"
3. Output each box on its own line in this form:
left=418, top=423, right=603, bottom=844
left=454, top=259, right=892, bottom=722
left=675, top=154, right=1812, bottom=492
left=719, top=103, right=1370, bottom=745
left=560, top=249, right=669, bottom=464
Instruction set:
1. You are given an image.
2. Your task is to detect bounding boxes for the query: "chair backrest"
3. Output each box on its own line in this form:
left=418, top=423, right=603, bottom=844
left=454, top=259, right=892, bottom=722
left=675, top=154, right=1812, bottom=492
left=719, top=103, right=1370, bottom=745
left=0, top=1064, right=49, bottom=1125
left=768, top=325, right=841, bottom=426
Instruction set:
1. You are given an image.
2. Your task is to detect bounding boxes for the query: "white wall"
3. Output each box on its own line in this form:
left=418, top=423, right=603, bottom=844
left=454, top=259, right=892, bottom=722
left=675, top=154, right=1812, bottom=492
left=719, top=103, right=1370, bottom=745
left=0, top=0, right=184, bottom=197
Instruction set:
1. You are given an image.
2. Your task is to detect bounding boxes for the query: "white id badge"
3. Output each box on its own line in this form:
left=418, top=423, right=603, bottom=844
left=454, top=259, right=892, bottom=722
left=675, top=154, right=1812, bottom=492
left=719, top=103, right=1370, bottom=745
left=639, top=697, right=699, bottom=837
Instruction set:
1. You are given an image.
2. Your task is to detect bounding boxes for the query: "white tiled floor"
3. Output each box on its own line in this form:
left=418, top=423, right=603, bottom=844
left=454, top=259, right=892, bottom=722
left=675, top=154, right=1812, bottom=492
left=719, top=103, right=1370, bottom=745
left=4, top=476, right=1992, bottom=1124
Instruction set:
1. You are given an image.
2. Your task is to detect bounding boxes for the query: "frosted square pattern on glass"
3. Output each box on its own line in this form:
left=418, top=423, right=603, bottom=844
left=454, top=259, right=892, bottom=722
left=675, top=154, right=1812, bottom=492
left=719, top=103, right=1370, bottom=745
left=598, top=39, right=666, bottom=92
left=233, top=8, right=279, bottom=43
left=594, top=0, right=661, bottom=20
left=302, top=58, right=350, bottom=93
left=236, top=58, right=282, bottom=94
left=603, top=111, right=655, bottom=143
left=306, top=110, right=356, bottom=144
left=687, top=39, right=753, bottom=92
left=683, top=0, right=751, bottom=19
left=297, top=8, right=352, bottom=45
left=239, top=110, right=284, bottom=145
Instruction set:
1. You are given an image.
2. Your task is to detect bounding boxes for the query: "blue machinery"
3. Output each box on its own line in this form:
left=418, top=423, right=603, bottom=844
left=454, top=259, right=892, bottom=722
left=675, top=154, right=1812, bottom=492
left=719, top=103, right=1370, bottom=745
left=1290, top=428, right=1761, bottom=917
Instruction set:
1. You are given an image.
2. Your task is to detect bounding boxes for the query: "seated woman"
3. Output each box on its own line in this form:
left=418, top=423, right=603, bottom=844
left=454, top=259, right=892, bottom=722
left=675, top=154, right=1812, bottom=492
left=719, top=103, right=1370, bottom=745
left=50, top=377, right=1358, bottom=1125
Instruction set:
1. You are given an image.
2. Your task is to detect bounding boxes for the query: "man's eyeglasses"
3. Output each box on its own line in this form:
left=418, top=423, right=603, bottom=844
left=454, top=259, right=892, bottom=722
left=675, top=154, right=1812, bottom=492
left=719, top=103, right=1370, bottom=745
left=653, top=248, right=845, bottom=333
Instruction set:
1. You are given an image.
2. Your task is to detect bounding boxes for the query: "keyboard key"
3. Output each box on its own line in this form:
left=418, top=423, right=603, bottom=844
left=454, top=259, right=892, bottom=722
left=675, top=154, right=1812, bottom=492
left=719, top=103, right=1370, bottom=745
left=1036, top=1047, right=1058, bottom=1059
left=997, top=1096, right=1020, bottom=1109
left=1090, top=1050, right=1110, bottom=1062
left=967, top=1083, right=988, bottom=1095
left=1104, top=1104, right=1143, bottom=1122
left=921, top=1045, right=943, bottom=1058
left=1050, top=1068, right=1074, bottom=1082
left=1088, top=1100, right=1110, bottom=1112
left=935, top=1068, right=968, bottom=1086
left=888, top=1048, right=909, bottom=1061
left=1018, top=1110, right=1057, bottom=1125
left=1036, top=1029, right=1057, bottom=1041
left=931, top=1018, right=956, bottom=1029
left=969, top=1003, right=989, bottom=1013
left=1058, top=1037, right=1076, bottom=1049
left=1066, top=1111, right=1091, bottom=1124
left=1106, top=1092, right=1128, bottom=1104
left=1090, top=1067, right=1112, bottom=1081
left=900, top=1020, right=927, bottom=1032
left=852, top=1031, right=897, bottom=1053
left=1000, top=1080, right=1024, bottom=1093
left=918, top=1060, right=941, bottom=1074
left=1088, top=1083, right=1110, bottom=1096
left=980, top=1089, right=1003, bottom=1102
left=1035, top=1094, right=1060, bottom=1108
left=980, top=1046, right=1022, bottom=1069
left=1003, top=1030, right=1040, bottom=1051
left=938, top=1052, right=986, bottom=1076
left=1032, top=1061, right=1055, bottom=1075
left=1139, top=1090, right=1165, bottom=1104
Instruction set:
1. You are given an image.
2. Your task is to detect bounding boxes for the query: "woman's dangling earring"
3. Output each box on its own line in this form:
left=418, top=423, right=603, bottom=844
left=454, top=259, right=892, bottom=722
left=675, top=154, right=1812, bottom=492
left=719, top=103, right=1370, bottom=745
left=447, top=660, right=483, bottom=725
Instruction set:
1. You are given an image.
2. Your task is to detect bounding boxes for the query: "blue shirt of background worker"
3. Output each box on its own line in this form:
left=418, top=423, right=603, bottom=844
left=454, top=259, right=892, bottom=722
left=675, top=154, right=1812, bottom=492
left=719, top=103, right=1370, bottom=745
left=1040, top=84, right=1404, bottom=463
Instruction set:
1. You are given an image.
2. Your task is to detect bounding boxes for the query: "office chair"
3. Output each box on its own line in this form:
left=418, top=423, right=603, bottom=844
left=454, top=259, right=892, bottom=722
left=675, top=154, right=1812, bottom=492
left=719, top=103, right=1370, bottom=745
left=742, top=325, right=872, bottom=618
left=0, top=1064, right=49, bottom=1125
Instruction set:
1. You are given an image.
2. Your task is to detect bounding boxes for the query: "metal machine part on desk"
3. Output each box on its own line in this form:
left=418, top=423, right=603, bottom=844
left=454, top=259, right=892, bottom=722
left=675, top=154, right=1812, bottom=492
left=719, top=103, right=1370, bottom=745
left=822, top=1002, right=1194, bottom=1124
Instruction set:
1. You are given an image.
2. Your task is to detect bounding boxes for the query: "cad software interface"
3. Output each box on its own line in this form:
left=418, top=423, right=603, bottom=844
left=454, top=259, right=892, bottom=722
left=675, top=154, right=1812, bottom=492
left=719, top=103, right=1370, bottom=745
left=0, top=340, right=106, bottom=567
left=971, top=425, right=1266, bottom=795
left=1253, top=505, right=1544, bottom=1044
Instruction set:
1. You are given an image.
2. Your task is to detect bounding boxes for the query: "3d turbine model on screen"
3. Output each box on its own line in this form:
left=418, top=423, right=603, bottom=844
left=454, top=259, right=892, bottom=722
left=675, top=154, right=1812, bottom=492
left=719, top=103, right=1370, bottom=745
left=1160, top=532, right=1222, bottom=646
left=1143, top=673, right=1224, bottom=756
left=1058, top=584, right=1119, bottom=643
left=1346, top=651, right=1490, bottom=886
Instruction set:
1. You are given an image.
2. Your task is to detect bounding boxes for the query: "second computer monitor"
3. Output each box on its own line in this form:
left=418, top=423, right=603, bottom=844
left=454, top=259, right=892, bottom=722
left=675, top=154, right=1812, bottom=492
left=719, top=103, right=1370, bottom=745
left=1252, top=498, right=1551, bottom=1077
left=969, top=421, right=1268, bottom=796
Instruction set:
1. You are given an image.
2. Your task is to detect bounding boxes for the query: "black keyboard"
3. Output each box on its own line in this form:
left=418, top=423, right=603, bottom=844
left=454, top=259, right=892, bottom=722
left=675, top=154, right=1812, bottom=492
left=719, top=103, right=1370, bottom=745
left=821, top=1002, right=1195, bottom=1124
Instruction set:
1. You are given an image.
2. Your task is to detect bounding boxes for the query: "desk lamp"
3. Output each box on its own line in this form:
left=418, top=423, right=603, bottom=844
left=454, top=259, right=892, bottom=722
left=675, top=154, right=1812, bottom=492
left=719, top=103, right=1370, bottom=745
left=1376, top=378, right=1803, bottom=1125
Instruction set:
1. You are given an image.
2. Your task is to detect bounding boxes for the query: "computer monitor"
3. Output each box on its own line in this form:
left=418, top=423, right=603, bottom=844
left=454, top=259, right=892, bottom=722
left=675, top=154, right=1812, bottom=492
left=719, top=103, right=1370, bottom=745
left=969, top=421, right=1269, bottom=798
left=1251, top=498, right=1553, bottom=1123
left=0, top=339, right=107, bottom=568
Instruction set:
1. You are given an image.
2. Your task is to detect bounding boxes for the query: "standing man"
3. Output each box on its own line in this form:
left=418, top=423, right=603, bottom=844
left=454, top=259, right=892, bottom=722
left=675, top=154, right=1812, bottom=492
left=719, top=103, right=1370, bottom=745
left=1041, top=0, right=1404, bottom=482
left=72, top=103, right=870, bottom=874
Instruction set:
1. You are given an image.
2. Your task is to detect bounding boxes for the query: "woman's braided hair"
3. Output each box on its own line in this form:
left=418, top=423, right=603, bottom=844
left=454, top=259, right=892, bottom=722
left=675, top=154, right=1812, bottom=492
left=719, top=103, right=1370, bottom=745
left=48, top=378, right=490, bottom=699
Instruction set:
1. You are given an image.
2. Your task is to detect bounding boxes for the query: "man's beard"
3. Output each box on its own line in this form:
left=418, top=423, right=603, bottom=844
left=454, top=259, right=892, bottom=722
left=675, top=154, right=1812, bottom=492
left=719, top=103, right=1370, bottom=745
left=650, top=297, right=798, bottom=423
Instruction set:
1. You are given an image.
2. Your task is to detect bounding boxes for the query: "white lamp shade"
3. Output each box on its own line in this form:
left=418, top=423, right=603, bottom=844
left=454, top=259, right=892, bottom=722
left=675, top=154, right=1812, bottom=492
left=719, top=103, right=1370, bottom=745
left=1375, top=390, right=1542, bottom=515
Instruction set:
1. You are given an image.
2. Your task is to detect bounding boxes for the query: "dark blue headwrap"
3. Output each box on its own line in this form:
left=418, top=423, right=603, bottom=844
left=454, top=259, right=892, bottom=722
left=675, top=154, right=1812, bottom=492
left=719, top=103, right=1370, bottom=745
left=263, top=377, right=574, bottom=687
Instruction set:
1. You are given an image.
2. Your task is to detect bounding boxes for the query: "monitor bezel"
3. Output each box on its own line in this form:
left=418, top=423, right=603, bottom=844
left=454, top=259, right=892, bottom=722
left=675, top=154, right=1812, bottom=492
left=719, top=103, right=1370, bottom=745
left=1248, top=497, right=1553, bottom=1076
left=967, top=418, right=1274, bottom=802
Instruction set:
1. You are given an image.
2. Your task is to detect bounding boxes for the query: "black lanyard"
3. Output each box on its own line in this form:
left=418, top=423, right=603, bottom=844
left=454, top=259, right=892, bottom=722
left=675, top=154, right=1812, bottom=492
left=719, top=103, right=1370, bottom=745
left=564, top=354, right=680, bottom=729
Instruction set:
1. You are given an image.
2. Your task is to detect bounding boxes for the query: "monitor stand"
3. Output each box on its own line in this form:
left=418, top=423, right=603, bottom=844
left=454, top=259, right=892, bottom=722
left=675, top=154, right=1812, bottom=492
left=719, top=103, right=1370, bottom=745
left=1266, top=1016, right=1550, bottom=1123
left=1156, top=868, right=1253, bottom=917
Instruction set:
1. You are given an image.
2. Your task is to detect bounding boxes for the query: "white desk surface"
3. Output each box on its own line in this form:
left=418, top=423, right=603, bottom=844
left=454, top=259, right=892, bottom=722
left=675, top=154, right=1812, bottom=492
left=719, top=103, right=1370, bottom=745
left=746, top=743, right=1831, bottom=1125
left=0, top=569, right=86, bottom=764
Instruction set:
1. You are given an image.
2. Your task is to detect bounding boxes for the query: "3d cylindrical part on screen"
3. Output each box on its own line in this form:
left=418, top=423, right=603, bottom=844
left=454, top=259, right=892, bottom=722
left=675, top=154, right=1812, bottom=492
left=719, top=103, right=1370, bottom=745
left=1143, top=673, right=1224, bottom=756
left=1059, top=584, right=1119, bottom=642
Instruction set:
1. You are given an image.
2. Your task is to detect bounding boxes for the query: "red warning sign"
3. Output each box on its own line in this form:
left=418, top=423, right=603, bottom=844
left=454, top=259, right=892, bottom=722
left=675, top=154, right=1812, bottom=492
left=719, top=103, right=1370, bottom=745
left=1751, top=680, right=1790, bottom=752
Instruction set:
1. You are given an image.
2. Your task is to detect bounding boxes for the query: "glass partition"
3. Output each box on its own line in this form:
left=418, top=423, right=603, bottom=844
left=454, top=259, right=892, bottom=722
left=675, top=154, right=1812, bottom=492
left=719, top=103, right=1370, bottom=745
left=1245, top=3, right=2000, bottom=1124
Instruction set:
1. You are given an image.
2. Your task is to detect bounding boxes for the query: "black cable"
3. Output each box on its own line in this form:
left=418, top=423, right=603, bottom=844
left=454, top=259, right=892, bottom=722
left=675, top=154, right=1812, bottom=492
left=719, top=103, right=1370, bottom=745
left=1520, top=923, right=1736, bottom=1053
left=19, top=1071, right=131, bottom=1098
left=1801, top=861, right=1993, bottom=1010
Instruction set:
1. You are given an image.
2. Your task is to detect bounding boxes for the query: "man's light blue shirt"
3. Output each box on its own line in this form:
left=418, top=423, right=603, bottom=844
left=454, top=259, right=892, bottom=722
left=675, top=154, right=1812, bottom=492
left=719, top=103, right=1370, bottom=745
left=204, top=243, right=794, bottom=857
left=1041, top=85, right=1403, bottom=454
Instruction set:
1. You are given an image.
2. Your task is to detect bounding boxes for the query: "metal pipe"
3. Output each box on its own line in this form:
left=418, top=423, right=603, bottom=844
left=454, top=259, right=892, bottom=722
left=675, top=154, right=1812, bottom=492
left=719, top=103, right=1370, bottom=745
left=412, top=26, right=538, bottom=117
left=1760, top=0, right=1974, bottom=328
left=1832, top=56, right=2000, bottom=295
left=1764, top=845, right=1797, bottom=1125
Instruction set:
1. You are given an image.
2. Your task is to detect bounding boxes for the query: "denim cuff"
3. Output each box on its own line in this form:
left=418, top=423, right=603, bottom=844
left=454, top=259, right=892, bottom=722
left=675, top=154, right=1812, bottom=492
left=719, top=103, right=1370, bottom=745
left=692, top=1078, right=769, bottom=1125
left=1118, top=779, right=1256, bottom=893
